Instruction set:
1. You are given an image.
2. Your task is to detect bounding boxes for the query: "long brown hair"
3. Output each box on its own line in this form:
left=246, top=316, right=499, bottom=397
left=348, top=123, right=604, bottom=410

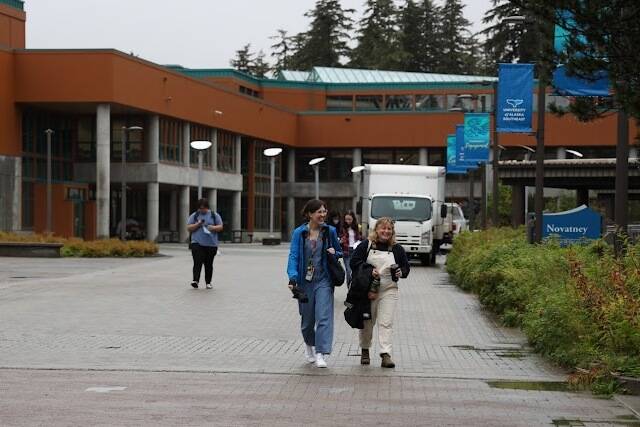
left=368, top=217, right=396, bottom=246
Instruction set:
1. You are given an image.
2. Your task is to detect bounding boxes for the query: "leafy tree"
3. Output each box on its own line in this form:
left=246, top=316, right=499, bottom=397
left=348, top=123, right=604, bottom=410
left=290, top=0, right=355, bottom=69
left=350, top=0, right=402, bottom=70
left=251, top=50, right=271, bottom=78
left=438, top=0, right=472, bottom=74
left=230, top=44, right=254, bottom=74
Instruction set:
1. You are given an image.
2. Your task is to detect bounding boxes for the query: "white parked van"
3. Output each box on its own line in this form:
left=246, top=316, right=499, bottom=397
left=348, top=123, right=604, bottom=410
left=362, top=164, right=447, bottom=266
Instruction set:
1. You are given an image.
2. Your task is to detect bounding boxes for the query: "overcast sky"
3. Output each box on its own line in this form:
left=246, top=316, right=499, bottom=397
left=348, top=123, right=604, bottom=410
left=25, top=0, right=493, bottom=69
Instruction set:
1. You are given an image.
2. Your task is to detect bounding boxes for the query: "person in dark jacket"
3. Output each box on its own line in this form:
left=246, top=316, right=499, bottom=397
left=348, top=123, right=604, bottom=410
left=350, top=217, right=409, bottom=368
left=287, top=199, right=342, bottom=368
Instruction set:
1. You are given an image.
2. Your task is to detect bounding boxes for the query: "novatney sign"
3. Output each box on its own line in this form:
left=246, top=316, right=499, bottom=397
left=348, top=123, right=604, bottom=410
left=542, top=205, right=602, bottom=245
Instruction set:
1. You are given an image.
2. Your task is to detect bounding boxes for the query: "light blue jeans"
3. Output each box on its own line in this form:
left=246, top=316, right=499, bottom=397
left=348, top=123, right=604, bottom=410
left=299, top=278, right=334, bottom=354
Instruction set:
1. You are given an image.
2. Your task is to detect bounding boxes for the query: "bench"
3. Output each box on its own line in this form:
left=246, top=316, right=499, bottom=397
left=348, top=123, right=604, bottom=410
left=0, top=242, right=64, bottom=258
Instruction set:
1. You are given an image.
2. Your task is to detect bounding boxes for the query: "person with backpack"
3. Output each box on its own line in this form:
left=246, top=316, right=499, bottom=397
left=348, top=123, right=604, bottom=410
left=349, top=217, right=409, bottom=368
left=287, top=199, right=342, bottom=368
left=186, top=198, right=223, bottom=290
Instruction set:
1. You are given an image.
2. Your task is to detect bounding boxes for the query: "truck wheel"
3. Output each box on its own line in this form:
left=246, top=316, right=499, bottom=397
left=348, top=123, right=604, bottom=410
left=420, top=253, right=431, bottom=266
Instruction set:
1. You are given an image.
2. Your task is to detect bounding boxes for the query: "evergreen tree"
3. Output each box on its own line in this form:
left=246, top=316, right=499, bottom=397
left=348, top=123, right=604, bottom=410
left=481, top=0, right=543, bottom=74
left=350, top=0, right=402, bottom=70
left=291, top=0, right=355, bottom=69
left=416, top=0, right=444, bottom=73
left=270, top=29, right=293, bottom=75
left=230, top=44, right=254, bottom=74
left=438, top=0, right=472, bottom=74
left=251, top=51, right=271, bottom=78
left=287, top=32, right=310, bottom=71
left=397, top=0, right=423, bottom=72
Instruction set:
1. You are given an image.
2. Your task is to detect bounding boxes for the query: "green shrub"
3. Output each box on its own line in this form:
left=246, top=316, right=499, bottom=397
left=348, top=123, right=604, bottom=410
left=0, top=233, right=158, bottom=257
left=447, top=228, right=640, bottom=394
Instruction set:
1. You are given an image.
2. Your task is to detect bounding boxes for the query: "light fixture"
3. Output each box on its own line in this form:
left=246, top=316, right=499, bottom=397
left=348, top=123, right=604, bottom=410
left=517, top=144, right=536, bottom=153
left=214, top=110, right=223, bottom=116
left=263, top=148, right=283, bottom=157
left=566, top=149, right=584, bottom=158
left=190, top=140, right=212, bottom=150
left=502, top=15, right=527, bottom=25
left=351, top=166, right=365, bottom=173
left=309, top=157, right=326, bottom=166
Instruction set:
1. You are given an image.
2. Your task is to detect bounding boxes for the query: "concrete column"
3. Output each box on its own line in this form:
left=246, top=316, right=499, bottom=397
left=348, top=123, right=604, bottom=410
left=419, top=148, right=428, bottom=165
left=557, top=147, right=567, bottom=160
left=179, top=186, right=190, bottom=242
left=511, top=185, right=525, bottom=227
left=183, top=122, right=191, bottom=167
left=235, top=135, right=242, bottom=174
left=96, top=104, right=111, bottom=239
left=232, top=190, right=242, bottom=232
left=286, top=149, right=296, bottom=239
left=208, top=188, right=218, bottom=213
left=352, top=148, right=362, bottom=213
left=146, top=115, right=159, bottom=163
left=146, top=182, right=159, bottom=242
left=577, top=188, right=589, bottom=207
left=211, top=128, right=218, bottom=171
left=170, top=188, right=177, bottom=232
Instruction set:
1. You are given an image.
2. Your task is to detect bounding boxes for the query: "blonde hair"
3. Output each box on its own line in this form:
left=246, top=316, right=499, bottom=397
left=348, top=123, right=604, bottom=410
left=368, top=217, right=396, bottom=246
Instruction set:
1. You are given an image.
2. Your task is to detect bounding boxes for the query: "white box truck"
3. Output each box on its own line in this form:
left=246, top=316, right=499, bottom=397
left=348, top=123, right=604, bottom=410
left=362, top=164, right=448, bottom=266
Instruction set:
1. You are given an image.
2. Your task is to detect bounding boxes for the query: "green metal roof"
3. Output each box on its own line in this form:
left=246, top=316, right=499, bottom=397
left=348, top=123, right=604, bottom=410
left=0, top=0, right=24, bottom=10
left=276, top=70, right=311, bottom=82
left=307, top=67, right=496, bottom=84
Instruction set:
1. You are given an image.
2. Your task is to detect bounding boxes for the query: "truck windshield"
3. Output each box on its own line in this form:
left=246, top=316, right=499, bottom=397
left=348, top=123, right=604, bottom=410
left=371, top=196, right=432, bottom=221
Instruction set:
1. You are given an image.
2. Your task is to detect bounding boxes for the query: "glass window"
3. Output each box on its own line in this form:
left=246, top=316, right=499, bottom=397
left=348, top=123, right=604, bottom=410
left=371, top=196, right=432, bottom=221
left=477, top=94, right=493, bottom=113
left=447, top=94, right=475, bottom=112
left=112, top=116, right=144, bottom=162
left=21, top=181, right=33, bottom=228
left=355, top=95, right=383, bottom=111
left=363, top=149, right=393, bottom=165
left=385, top=95, right=413, bottom=111
left=326, top=95, right=353, bottom=111
left=416, top=95, right=445, bottom=111
left=217, top=129, right=237, bottom=173
left=159, top=117, right=182, bottom=164
left=428, top=148, right=445, bottom=166
left=295, top=150, right=329, bottom=182
left=394, top=149, right=419, bottom=164
left=547, top=95, right=571, bottom=111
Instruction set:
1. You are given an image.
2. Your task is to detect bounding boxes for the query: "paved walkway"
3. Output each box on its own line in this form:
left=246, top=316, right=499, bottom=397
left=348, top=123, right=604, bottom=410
left=0, top=244, right=637, bottom=426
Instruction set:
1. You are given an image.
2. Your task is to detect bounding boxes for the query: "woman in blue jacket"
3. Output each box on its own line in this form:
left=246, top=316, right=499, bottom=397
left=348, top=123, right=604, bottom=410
left=287, top=199, right=342, bottom=368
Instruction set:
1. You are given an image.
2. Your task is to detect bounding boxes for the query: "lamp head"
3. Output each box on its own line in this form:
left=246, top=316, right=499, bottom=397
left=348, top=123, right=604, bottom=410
left=566, top=149, right=584, bottom=158
left=263, top=148, right=283, bottom=157
left=190, top=140, right=212, bottom=150
left=351, top=166, right=365, bottom=173
left=309, top=157, right=326, bottom=166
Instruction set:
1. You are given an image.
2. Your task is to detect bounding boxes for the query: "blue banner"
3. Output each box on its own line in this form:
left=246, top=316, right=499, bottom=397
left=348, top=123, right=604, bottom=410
left=446, top=134, right=467, bottom=174
left=496, top=63, right=534, bottom=133
left=455, top=125, right=478, bottom=171
left=542, top=205, right=602, bottom=246
left=463, top=113, right=490, bottom=163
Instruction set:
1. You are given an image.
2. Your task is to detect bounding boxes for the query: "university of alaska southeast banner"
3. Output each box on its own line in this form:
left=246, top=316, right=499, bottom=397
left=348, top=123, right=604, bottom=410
left=463, top=113, right=490, bottom=163
left=496, top=63, right=534, bottom=133
left=446, top=134, right=467, bottom=174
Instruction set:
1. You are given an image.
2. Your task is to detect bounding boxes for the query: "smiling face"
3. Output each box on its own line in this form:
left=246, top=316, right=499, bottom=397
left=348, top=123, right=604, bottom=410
left=309, top=206, right=327, bottom=226
left=372, top=218, right=395, bottom=244
left=344, top=214, right=353, bottom=226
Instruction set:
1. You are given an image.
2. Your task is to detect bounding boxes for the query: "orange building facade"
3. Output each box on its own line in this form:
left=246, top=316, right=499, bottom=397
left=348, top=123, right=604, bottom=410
left=0, top=1, right=636, bottom=241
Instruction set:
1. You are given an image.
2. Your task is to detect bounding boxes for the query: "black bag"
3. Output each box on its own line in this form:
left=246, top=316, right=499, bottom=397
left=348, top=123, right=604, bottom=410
left=323, top=229, right=345, bottom=287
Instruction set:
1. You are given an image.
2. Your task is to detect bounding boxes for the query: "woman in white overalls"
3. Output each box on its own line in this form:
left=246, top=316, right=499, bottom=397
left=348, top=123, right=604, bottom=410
left=349, top=217, right=410, bottom=368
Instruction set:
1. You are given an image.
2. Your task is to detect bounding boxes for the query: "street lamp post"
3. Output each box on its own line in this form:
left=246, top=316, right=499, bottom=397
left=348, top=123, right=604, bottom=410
left=263, top=147, right=283, bottom=245
left=120, top=126, right=143, bottom=241
left=44, top=129, right=54, bottom=234
left=190, top=140, right=213, bottom=200
left=309, top=157, right=326, bottom=200
left=351, top=165, right=365, bottom=218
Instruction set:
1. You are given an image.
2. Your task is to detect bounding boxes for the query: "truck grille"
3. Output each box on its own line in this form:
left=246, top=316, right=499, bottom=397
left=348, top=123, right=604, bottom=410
left=395, top=233, right=421, bottom=245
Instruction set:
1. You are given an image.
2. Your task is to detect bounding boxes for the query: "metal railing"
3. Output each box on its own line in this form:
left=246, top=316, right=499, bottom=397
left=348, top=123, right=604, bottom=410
left=605, top=224, right=640, bottom=244
left=0, top=0, right=24, bottom=10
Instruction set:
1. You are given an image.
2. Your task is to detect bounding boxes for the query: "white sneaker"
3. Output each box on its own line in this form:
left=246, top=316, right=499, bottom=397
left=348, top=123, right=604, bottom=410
left=206, top=283, right=212, bottom=289
left=315, top=352, right=327, bottom=368
left=304, top=344, right=315, bottom=363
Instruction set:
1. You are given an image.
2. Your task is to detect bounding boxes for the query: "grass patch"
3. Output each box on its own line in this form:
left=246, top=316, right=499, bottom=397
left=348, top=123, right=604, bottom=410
left=447, top=228, right=640, bottom=395
left=0, top=232, right=158, bottom=257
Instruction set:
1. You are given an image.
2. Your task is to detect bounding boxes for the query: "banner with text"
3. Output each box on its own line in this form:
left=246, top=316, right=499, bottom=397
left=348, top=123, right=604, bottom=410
left=446, top=134, right=467, bottom=174
left=456, top=125, right=477, bottom=170
left=463, top=113, right=490, bottom=163
left=497, top=63, right=534, bottom=133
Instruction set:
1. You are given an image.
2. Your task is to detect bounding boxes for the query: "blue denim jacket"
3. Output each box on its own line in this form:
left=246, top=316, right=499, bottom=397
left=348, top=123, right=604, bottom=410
left=287, top=223, right=342, bottom=284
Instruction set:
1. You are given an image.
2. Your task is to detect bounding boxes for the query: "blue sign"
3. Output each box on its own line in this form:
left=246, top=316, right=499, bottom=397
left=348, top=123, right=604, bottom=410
left=446, top=134, right=467, bottom=174
left=463, top=113, right=490, bottom=163
left=497, top=63, right=534, bottom=133
left=542, top=205, right=602, bottom=246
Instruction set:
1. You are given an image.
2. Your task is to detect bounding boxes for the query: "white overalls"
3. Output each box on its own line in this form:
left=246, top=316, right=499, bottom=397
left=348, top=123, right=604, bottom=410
left=358, top=246, right=399, bottom=355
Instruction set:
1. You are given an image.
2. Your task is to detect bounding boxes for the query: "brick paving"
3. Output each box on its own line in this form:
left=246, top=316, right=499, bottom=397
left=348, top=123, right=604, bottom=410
left=0, top=244, right=637, bottom=426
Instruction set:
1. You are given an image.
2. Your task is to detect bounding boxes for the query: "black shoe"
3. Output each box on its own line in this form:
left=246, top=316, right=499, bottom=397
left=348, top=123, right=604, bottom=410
left=381, top=353, right=395, bottom=368
left=191, top=281, right=198, bottom=289
left=361, top=349, right=370, bottom=365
